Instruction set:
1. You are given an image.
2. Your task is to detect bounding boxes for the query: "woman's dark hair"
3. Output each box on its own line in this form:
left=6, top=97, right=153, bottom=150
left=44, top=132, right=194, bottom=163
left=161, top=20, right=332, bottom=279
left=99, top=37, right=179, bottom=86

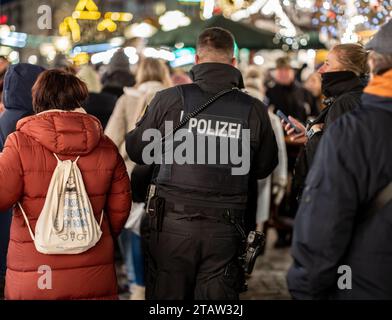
left=32, top=69, right=89, bottom=114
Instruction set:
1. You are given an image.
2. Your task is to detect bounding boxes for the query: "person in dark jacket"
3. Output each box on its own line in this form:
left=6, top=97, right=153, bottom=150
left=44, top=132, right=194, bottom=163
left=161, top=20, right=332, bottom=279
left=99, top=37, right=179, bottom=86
left=0, top=56, right=9, bottom=113
left=286, top=44, right=368, bottom=202
left=125, top=27, right=278, bottom=300
left=287, top=20, right=392, bottom=299
left=101, top=49, right=136, bottom=98
left=0, top=63, right=45, bottom=298
left=266, top=57, right=318, bottom=124
left=266, top=57, right=318, bottom=248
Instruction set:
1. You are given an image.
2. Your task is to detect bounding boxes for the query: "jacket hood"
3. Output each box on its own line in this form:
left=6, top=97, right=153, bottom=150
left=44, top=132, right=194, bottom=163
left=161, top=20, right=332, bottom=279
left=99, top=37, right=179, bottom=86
left=190, top=63, right=245, bottom=93
left=364, top=69, right=392, bottom=98
left=16, top=110, right=103, bottom=155
left=3, top=63, right=45, bottom=112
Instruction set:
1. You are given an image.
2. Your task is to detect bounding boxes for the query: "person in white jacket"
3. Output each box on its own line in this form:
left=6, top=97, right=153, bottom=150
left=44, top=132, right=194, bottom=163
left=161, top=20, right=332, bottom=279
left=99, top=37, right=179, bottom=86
left=244, top=66, right=288, bottom=235
left=105, top=58, right=171, bottom=300
left=105, top=58, right=172, bottom=172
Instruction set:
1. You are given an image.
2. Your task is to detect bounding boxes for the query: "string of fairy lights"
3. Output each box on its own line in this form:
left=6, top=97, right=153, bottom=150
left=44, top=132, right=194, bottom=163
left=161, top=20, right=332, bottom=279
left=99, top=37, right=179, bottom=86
left=311, top=0, right=392, bottom=42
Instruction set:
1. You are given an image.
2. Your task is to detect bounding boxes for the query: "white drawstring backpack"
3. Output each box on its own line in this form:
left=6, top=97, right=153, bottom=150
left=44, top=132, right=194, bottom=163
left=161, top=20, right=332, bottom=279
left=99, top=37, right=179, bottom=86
left=18, top=154, right=103, bottom=255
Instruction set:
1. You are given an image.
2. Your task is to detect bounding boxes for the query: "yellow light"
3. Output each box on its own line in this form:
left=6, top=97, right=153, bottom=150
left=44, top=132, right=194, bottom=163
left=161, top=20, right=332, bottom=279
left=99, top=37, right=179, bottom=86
left=71, top=26, right=81, bottom=42
left=60, top=17, right=81, bottom=42
left=121, top=13, right=133, bottom=22
left=85, top=0, right=98, bottom=12
left=97, top=18, right=117, bottom=32
left=72, top=52, right=90, bottom=65
left=75, top=0, right=98, bottom=12
left=104, top=12, right=133, bottom=22
left=111, top=12, right=120, bottom=21
left=72, top=10, right=101, bottom=20
left=59, top=22, right=68, bottom=36
left=75, top=0, right=88, bottom=11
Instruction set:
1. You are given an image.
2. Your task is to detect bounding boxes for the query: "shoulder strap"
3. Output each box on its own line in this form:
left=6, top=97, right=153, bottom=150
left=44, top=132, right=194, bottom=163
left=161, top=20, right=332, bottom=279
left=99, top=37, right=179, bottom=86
left=17, top=202, right=35, bottom=241
left=53, top=153, right=80, bottom=163
left=160, top=86, right=239, bottom=143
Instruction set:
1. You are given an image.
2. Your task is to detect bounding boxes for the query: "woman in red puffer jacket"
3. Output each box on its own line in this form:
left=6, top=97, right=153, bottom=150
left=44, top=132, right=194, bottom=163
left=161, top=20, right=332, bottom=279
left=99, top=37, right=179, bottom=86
left=0, top=69, right=131, bottom=300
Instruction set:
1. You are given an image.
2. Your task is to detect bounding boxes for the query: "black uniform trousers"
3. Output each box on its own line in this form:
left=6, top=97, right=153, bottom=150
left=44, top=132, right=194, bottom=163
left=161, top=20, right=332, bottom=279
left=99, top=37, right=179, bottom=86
left=142, top=206, right=245, bottom=300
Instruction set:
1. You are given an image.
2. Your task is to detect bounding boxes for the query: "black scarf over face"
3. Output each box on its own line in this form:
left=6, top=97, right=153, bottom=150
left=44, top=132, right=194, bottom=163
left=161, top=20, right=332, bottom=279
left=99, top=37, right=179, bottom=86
left=321, top=71, right=365, bottom=98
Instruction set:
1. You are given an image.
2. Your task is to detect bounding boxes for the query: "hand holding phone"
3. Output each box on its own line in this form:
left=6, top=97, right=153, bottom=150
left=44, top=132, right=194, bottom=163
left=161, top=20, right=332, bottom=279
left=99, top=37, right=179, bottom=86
left=276, top=110, right=303, bottom=134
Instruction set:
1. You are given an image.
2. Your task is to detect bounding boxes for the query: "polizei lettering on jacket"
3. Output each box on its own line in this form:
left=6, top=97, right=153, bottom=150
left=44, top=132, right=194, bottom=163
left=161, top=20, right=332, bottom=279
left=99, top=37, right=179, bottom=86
left=141, top=120, right=251, bottom=176
left=188, top=117, right=242, bottom=139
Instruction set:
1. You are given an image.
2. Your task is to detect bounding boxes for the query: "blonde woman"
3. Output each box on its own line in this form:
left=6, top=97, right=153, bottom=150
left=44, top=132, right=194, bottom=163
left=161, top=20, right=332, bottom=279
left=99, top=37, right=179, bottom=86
left=105, top=57, right=171, bottom=172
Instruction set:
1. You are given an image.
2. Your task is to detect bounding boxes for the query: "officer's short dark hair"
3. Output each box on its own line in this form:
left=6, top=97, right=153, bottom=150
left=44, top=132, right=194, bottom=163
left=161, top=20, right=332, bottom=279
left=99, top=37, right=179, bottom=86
left=197, top=27, right=235, bottom=59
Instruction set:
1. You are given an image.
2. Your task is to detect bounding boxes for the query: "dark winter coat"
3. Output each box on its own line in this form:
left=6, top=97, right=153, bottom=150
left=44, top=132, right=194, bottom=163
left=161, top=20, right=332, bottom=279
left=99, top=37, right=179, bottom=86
left=287, top=69, right=392, bottom=299
left=0, top=64, right=45, bottom=285
left=84, top=92, right=117, bottom=129
left=266, top=80, right=318, bottom=123
left=0, top=64, right=45, bottom=151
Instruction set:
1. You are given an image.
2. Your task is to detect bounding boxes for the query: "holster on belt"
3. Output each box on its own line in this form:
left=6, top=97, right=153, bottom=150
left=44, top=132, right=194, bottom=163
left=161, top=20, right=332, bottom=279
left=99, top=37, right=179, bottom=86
left=145, top=184, right=166, bottom=239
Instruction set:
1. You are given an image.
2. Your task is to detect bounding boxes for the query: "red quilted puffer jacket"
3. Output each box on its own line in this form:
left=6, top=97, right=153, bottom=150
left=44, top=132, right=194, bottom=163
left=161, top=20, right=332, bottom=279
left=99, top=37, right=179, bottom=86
left=0, top=110, right=131, bottom=300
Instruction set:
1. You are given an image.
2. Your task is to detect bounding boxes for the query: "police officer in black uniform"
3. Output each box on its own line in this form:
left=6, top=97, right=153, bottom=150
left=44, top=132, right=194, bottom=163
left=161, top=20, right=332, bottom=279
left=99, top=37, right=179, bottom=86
left=126, top=27, right=278, bottom=300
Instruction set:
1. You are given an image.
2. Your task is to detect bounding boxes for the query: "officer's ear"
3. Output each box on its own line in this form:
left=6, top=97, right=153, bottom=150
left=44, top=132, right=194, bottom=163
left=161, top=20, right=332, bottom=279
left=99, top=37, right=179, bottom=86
left=231, top=57, right=237, bottom=67
left=195, top=55, right=201, bottom=65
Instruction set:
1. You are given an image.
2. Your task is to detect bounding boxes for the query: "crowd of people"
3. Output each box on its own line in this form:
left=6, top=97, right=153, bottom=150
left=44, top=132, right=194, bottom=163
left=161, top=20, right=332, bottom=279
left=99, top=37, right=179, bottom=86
left=0, top=20, right=390, bottom=300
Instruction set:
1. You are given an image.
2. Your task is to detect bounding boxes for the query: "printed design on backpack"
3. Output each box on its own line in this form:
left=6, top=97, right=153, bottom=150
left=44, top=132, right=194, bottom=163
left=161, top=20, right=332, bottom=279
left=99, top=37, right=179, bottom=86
left=18, top=154, right=104, bottom=255
left=56, top=170, right=88, bottom=242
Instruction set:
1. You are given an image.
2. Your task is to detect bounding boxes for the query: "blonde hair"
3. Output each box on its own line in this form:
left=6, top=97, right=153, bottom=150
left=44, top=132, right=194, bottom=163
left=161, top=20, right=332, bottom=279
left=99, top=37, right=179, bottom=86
left=136, top=57, right=172, bottom=87
left=332, top=43, right=369, bottom=76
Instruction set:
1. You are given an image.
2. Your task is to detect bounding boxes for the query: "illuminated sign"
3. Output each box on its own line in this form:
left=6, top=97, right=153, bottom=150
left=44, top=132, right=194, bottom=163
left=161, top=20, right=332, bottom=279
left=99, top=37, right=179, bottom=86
left=72, top=0, right=101, bottom=20
left=59, top=17, right=81, bottom=42
left=170, top=47, right=196, bottom=68
left=75, top=0, right=99, bottom=12
left=97, top=19, right=117, bottom=32
left=72, top=11, right=101, bottom=20
left=104, top=12, right=133, bottom=22
left=59, top=0, right=134, bottom=43
left=0, top=32, right=27, bottom=48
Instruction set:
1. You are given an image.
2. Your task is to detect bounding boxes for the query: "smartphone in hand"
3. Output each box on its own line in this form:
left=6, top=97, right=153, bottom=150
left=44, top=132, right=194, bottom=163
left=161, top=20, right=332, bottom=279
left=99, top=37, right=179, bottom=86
left=276, top=110, right=302, bottom=134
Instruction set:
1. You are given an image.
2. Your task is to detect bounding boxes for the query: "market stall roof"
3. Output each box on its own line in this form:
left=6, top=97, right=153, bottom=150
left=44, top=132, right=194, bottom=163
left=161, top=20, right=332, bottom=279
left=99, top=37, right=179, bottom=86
left=148, top=15, right=279, bottom=50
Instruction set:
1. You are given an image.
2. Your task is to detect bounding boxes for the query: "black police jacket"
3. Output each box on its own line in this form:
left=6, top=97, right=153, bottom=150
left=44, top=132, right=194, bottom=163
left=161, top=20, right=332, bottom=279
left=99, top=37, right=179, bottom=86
left=126, top=62, right=278, bottom=209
